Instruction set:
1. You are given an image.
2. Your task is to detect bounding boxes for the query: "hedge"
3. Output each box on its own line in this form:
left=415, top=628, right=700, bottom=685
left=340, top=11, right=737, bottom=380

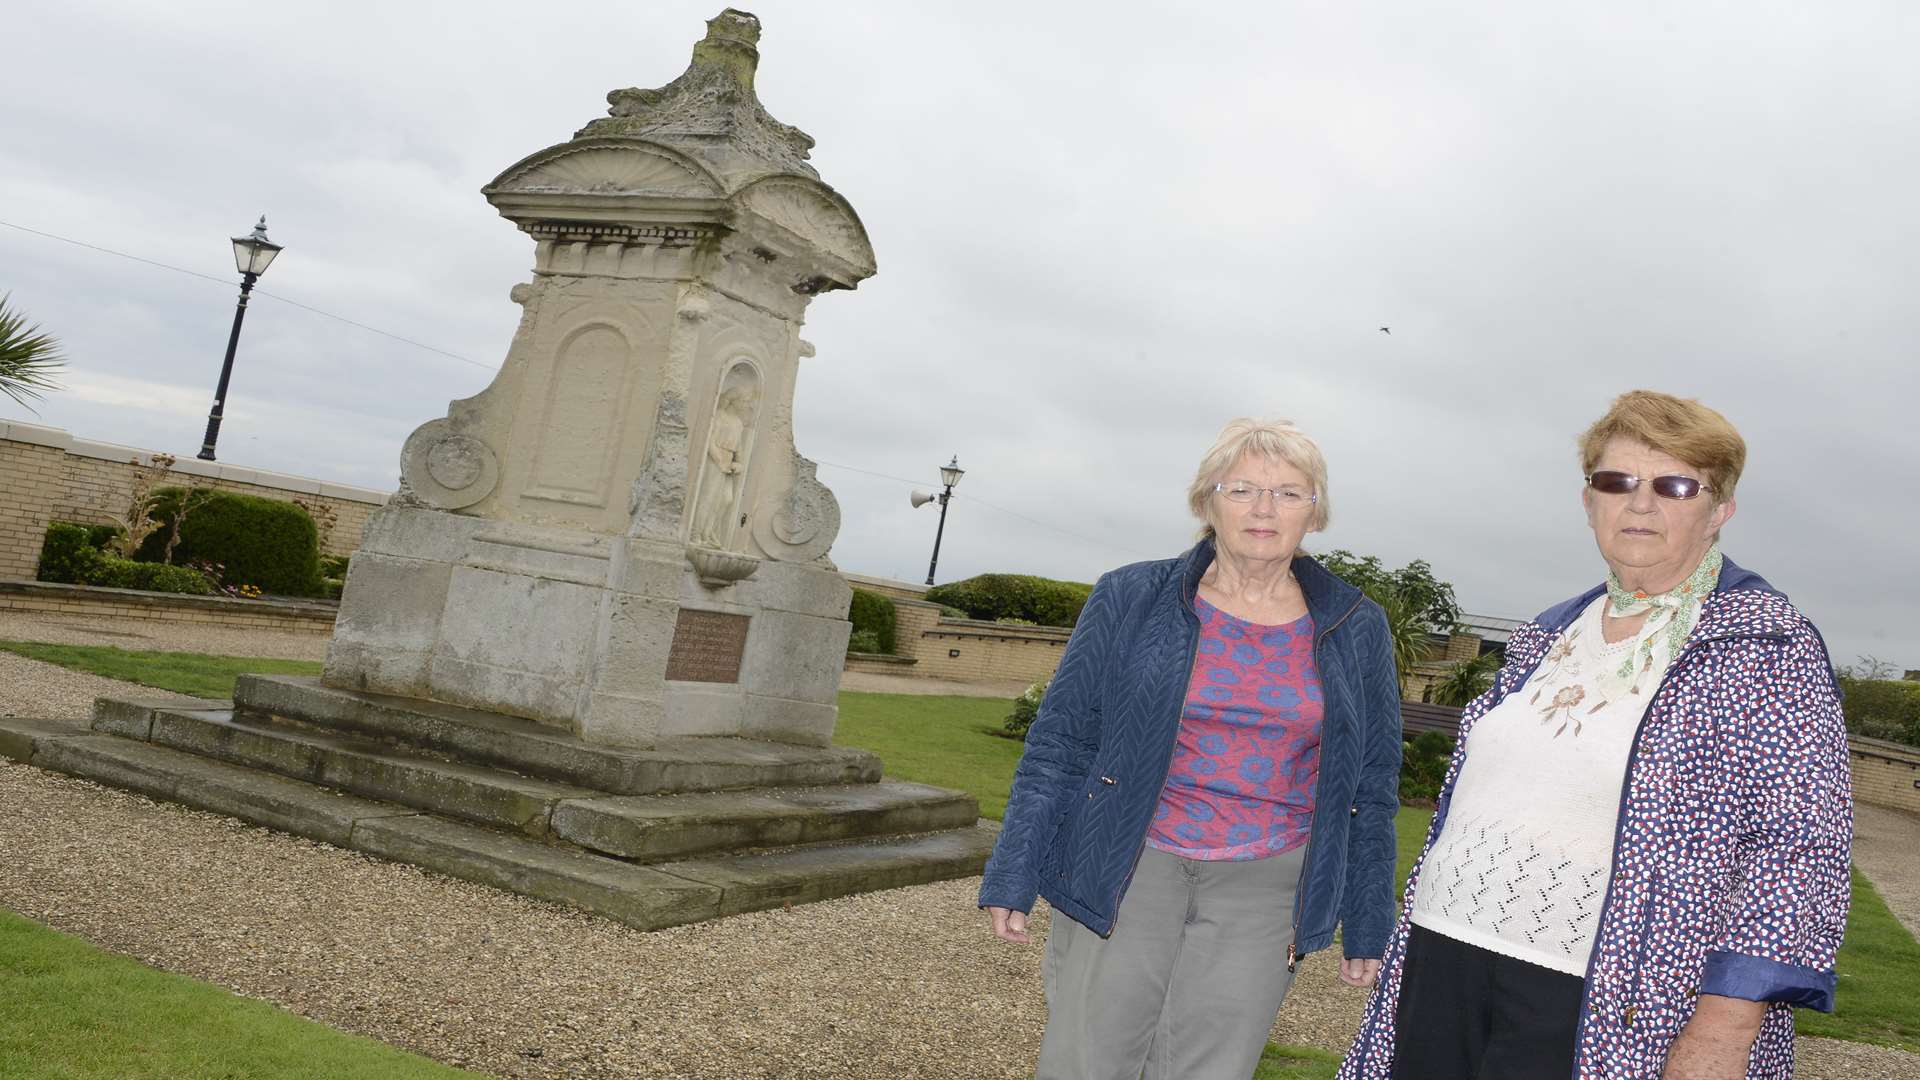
left=1839, top=676, right=1920, bottom=747
left=926, top=574, right=1093, bottom=628
left=848, top=588, right=898, bottom=655
left=137, top=487, right=324, bottom=597
left=36, top=523, right=100, bottom=585
left=35, top=522, right=214, bottom=596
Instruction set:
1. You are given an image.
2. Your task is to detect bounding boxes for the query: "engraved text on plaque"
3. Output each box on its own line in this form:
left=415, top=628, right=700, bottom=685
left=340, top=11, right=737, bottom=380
left=664, top=609, right=752, bottom=683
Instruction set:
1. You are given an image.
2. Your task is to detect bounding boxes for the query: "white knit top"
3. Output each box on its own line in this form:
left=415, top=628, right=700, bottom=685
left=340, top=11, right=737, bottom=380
left=1410, top=596, right=1662, bottom=976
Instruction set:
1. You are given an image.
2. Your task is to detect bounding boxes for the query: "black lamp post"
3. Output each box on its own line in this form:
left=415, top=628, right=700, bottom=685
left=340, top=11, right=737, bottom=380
left=197, top=216, right=283, bottom=461
left=924, top=455, right=964, bottom=586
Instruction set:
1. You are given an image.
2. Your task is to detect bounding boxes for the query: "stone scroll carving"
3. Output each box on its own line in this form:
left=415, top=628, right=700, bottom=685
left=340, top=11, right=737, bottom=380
left=489, top=143, right=719, bottom=199
left=399, top=419, right=499, bottom=510
left=753, top=452, right=840, bottom=564
left=736, top=178, right=876, bottom=277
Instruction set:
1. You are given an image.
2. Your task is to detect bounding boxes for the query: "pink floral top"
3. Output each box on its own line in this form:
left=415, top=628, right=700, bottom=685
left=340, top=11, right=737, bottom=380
left=1146, top=596, right=1323, bottom=860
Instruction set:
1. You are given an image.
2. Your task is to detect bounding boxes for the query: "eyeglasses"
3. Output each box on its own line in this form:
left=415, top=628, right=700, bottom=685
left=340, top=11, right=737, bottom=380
left=1586, top=470, right=1712, bottom=500
left=1214, top=481, right=1318, bottom=509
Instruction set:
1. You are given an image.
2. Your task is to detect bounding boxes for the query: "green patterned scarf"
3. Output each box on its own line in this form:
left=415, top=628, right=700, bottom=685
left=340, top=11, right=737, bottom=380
left=1601, top=544, right=1723, bottom=696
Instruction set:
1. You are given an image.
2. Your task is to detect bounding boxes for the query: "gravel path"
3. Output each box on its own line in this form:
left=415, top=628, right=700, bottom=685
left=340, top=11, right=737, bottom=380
left=1, top=627, right=1915, bottom=1078
left=1854, top=803, right=1920, bottom=941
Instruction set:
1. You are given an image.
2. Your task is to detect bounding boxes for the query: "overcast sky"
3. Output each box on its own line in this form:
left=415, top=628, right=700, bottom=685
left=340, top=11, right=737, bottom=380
left=4, top=1, right=1916, bottom=669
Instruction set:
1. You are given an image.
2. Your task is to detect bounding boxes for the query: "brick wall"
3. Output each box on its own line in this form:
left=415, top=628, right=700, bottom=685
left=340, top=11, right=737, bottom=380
left=1851, top=735, right=1920, bottom=815
left=0, top=440, right=67, bottom=585
left=0, top=421, right=387, bottom=581
left=911, top=621, right=1070, bottom=685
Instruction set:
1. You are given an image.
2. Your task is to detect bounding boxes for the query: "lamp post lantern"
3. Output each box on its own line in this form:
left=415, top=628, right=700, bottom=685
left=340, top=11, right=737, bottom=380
left=197, top=215, right=283, bottom=461
left=924, top=455, right=964, bottom=586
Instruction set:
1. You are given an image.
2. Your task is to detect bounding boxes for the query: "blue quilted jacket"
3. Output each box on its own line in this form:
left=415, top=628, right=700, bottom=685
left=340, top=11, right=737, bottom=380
left=978, top=538, right=1404, bottom=961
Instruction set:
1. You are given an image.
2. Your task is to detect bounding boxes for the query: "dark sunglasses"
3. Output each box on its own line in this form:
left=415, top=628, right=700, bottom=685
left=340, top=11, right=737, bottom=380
left=1586, top=470, right=1712, bottom=500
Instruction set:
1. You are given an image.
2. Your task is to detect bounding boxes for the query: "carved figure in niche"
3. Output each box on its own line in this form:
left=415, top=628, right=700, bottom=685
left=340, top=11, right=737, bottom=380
left=690, top=363, right=761, bottom=549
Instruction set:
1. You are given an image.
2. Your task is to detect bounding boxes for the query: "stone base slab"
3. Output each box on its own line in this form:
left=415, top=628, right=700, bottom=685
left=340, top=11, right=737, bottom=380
left=0, top=710, right=993, bottom=931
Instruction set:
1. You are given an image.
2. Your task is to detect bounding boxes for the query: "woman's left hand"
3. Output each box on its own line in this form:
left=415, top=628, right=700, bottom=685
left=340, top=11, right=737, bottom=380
left=1338, top=957, right=1382, bottom=988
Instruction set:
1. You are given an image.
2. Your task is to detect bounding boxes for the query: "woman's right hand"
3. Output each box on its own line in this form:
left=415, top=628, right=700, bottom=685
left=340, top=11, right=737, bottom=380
left=986, top=906, right=1031, bottom=944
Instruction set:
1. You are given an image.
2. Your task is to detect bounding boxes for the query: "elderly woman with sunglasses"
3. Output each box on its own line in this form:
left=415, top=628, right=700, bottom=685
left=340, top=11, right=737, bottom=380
left=1338, top=391, right=1851, bottom=1080
left=980, top=418, right=1403, bottom=1080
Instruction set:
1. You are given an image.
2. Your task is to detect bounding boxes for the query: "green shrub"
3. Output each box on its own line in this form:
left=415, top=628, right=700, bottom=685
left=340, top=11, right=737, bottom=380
left=36, top=523, right=105, bottom=584
left=848, top=588, right=898, bottom=655
left=89, top=557, right=215, bottom=595
left=83, top=522, right=127, bottom=550
left=137, top=487, right=323, bottom=597
left=1400, top=731, right=1455, bottom=803
left=35, top=522, right=212, bottom=595
left=319, top=554, right=351, bottom=579
left=927, top=574, right=1093, bottom=628
left=1838, top=675, right=1920, bottom=747
left=937, top=604, right=968, bottom=619
left=1429, top=651, right=1500, bottom=708
left=846, top=629, right=884, bottom=654
left=1004, top=679, right=1048, bottom=740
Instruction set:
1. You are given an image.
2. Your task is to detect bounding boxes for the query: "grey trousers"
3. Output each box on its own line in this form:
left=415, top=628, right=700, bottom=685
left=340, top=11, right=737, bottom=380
left=1036, top=842, right=1307, bottom=1080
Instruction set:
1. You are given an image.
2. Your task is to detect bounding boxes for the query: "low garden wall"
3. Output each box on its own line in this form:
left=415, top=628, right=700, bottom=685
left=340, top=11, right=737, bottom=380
left=1851, top=735, right=1920, bottom=815
left=0, top=420, right=387, bottom=582
left=0, top=580, right=337, bottom=635
left=839, top=575, right=1070, bottom=687
left=841, top=572, right=929, bottom=604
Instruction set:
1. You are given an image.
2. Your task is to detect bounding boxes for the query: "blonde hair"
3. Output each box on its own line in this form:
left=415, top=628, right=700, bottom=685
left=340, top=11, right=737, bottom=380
left=1188, top=418, right=1330, bottom=536
left=1578, top=390, right=1746, bottom=504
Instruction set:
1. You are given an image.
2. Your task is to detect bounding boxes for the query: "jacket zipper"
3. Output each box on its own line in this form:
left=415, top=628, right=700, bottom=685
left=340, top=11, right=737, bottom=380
left=1107, top=603, right=1203, bottom=922
left=1288, top=591, right=1365, bottom=972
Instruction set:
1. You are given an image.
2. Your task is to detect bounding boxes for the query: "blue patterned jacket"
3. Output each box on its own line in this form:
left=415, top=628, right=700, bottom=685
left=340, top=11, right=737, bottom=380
left=977, top=538, right=1404, bottom=961
left=1337, top=555, right=1852, bottom=1080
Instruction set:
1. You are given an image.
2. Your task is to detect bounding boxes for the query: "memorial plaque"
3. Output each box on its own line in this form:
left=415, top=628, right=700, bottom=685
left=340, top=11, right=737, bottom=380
left=664, top=609, right=751, bottom=683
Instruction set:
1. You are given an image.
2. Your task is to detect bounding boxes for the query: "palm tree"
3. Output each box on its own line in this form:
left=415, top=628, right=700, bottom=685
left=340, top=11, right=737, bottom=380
left=0, top=294, right=65, bottom=409
left=1367, top=586, right=1434, bottom=687
left=1430, top=650, right=1502, bottom=707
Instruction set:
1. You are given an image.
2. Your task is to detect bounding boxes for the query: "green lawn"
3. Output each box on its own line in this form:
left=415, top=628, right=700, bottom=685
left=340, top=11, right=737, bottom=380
left=834, top=690, right=1029, bottom=819
left=0, top=641, right=322, bottom=700
left=1796, top=868, right=1920, bottom=1052
left=1254, top=1043, right=1341, bottom=1079
left=0, top=909, right=475, bottom=1080
left=5, top=640, right=1917, bottom=1061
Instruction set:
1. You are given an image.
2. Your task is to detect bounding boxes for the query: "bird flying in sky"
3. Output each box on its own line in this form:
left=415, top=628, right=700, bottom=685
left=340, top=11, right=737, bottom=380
left=1378, top=327, right=1391, bottom=335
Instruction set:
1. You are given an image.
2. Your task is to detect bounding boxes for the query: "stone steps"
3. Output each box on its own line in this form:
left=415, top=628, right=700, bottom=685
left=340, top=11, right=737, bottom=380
left=97, top=703, right=978, bottom=859
left=0, top=717, right=995, bottom=932
left=551, top=781, right=979, bottom=863
left=124, top=705, right=598, bottom=838
left=231, top=675, right=881, bottom=795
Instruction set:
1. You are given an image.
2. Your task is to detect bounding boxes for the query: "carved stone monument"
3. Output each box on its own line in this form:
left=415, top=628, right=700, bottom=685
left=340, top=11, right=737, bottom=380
left=2, top=10, right=992, bottom=934
left=325, top=8, right=873, bottom=749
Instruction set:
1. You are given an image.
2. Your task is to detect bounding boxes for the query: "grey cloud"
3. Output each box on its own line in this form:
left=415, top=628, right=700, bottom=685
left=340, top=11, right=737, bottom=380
left=2, top=0, right=1913, bottom=670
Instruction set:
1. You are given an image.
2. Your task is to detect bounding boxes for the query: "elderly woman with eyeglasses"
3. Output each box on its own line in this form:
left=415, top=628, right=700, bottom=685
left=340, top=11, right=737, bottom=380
left=1338, top=391, right=1852, bottom=1080
left=979, top=417, right=1403, bottom=1080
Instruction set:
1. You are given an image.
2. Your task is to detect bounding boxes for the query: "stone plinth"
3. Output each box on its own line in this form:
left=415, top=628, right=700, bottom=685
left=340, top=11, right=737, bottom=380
left=326, top=9, right=873, bottom=749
